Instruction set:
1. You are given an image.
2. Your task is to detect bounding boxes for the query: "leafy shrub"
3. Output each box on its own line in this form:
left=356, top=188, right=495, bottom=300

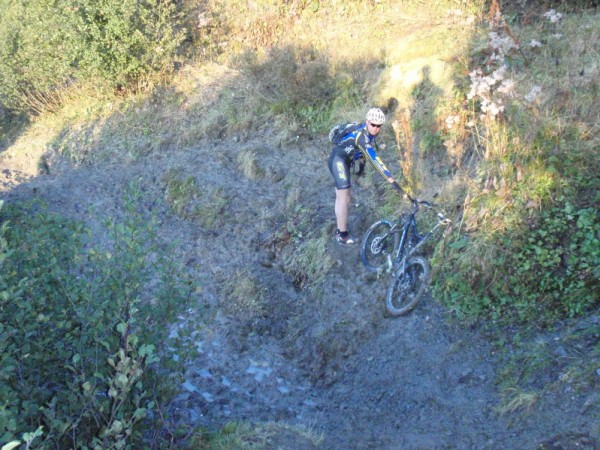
left=0, top=0, right=185, bottom=113
left=76, top=0, right=185, bottom=88
left=511, top=204, right=599, bottom=318
left=434, top=202, right=599, bottom=323
left=0, top=0, right=78, bottom=112
left=0, top=193, right=194, bottom=448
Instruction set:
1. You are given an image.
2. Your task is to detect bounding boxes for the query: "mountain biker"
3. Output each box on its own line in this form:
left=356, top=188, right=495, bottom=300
left=327, top=107, right=405, bottom=245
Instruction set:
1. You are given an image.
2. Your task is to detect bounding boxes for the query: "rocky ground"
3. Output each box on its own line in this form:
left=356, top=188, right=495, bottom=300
left=1, top=134, right=598, bottom=449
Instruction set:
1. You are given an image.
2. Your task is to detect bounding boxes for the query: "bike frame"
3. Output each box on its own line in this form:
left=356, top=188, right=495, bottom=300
left=387, top=198, right=448, bottom=275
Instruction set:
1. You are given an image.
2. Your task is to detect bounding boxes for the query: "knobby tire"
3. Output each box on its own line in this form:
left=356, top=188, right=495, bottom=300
left=385, top=256, right=431, bottom=316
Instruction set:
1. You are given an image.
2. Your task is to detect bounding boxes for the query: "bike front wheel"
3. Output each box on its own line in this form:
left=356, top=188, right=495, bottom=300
left=385, top=256, right=431, bottom=316
left=360, top=220, right=399, bottom=273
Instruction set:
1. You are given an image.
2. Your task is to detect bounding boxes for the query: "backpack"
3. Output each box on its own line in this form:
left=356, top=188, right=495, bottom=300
left=328, top=121, right=364, bottom=145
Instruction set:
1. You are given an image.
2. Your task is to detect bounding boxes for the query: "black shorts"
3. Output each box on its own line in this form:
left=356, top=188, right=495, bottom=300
left=328, top=152, right=351, bottom=190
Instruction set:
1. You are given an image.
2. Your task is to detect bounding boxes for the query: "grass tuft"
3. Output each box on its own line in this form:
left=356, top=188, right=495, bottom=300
left=498, top=388, right=539, bottom=415
left=237, top=147, right=266, bottom=180
left=222, top=270, right=267, bottom=320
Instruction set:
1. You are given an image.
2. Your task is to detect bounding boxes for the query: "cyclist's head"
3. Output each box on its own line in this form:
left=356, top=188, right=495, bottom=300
left=366, top=108, right=385, bottom=125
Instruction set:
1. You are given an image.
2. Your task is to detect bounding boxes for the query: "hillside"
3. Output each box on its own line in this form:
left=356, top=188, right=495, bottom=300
left=0, top=1, right=598, bottom=449
left=3, top=121, right=599, bottom=450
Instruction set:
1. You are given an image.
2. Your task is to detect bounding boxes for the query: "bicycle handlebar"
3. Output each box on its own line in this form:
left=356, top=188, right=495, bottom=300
left=403, top=193, right=452, bottom=224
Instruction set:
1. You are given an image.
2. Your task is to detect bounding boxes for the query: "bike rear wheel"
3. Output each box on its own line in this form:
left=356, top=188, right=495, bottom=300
left=360, top=220, right=399, bottom=273
left=385, top=256, right=430, bottom=316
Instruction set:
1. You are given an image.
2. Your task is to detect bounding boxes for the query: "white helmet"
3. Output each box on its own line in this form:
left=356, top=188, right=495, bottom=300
left=366, top=107, right=386, bottom=125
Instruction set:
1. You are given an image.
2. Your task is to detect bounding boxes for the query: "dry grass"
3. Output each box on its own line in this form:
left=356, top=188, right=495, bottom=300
left=282, top=232, right=335, bottom=291
left=236, top=147, right=265, bottom=180
left=190, top=420, right=322, bottom=449
left=285, top=186, right=301, bottom=211
left=163, top=169, right=199, bottom=216
left=190, top=187, right=229, bottom=230
left=222, top=270, right=266, bottom=320
left=162, top=168, right=229, bottom=229
left=498, top=388, right=539, bottom=415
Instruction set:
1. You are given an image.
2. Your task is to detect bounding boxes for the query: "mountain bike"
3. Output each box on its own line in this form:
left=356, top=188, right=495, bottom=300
left=360, top=195, right=452, bottom=316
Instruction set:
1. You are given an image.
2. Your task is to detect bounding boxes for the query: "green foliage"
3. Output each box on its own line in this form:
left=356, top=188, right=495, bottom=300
left=419, top=129, right=444, bottom=155
left=296, top=103, right=332, bottom=134
left=76, top=0, right=186, bottom=87
left=434, top=202, right=599, bottom=323
left=0, top=192, right=194, bottom=448
left=0, top=0, right=185, bottom=113
left=0, top=0, right=78, bottom=112
left=513, top=204, right=599, bottom=317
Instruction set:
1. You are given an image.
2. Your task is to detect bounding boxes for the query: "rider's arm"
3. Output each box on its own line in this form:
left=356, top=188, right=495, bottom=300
left=357, top=133, right=405, bottom=195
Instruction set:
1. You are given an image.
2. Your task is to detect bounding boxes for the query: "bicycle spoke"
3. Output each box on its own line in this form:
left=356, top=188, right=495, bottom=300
left=385, top=256, right=430, bottom=316
left=360, top=220, right=398, bottom=273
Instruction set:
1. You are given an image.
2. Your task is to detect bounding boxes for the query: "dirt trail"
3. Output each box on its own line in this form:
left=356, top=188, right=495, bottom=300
left=1, top=138, right=598, bottom=449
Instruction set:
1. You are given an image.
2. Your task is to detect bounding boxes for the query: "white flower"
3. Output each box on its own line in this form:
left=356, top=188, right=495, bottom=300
left=525, top=85, right=542, bottom=103
left=468, top=70, right=482, bottom=82
left=483, top=76, right=497, bottom=87
left=543, top=9, right=563, bottom=23
left=529, top=40, right=542, bottom=48
left=445, top=115, right=461, bottom=129
left=483, top=100, right=504, bottom=117
left=491, top=66, right=507, bottom=81
left=489, top=10, right=504, bottom=27
left=497, top=79, right=515, bottom=95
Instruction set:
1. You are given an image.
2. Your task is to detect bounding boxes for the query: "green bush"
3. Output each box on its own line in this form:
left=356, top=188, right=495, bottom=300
left=0, top=0, right=78, bottom=112
left=434, top=202, right=599, bottom=323
left=0, top=0, right=185, bottom=113
left=511, top=204, right=599, bottom=318
left=76, top=0, right=185, bottom=87
left=0, top=193, right=194, bottom=448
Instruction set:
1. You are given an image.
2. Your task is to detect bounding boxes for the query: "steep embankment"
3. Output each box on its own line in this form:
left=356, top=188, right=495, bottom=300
left=2, top=131, right=598, bottom=448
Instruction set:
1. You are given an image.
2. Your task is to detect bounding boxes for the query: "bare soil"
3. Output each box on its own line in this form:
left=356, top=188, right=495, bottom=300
left=1, top=135, right=598, bottom=449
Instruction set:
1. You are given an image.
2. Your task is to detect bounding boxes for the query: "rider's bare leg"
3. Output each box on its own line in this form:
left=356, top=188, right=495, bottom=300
left=335, top=188, right=351, bottom=232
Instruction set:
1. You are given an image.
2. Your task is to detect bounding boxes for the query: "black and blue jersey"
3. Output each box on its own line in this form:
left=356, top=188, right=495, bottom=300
left=327, top=122, right=403, bottom=193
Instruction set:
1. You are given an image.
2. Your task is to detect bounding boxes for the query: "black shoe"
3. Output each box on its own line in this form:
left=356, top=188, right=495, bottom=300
left=335, top=230, right=357, bottom=245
